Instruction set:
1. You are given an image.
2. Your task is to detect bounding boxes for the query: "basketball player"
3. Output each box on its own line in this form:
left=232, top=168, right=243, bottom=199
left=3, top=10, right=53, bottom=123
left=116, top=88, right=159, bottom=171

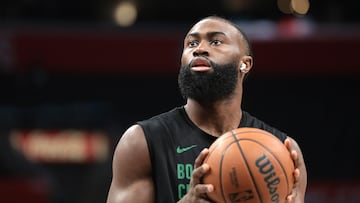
left=106, top=16, right=307, bottom=203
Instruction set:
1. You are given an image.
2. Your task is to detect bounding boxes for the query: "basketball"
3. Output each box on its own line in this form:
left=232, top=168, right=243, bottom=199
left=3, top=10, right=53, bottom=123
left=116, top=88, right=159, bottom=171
left=203, top=127, right=294, bottom=203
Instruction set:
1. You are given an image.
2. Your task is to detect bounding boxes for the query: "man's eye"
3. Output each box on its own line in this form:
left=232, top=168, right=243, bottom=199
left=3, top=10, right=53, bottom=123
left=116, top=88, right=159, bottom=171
left=188, top=41, right=198, bottom=47
left=211, top=40, right=222, bottom=45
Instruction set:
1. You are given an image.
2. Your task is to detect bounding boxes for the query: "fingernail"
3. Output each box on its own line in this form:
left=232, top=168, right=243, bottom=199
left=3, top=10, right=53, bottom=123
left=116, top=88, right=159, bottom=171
left=203, top=164, right=209, bottom=170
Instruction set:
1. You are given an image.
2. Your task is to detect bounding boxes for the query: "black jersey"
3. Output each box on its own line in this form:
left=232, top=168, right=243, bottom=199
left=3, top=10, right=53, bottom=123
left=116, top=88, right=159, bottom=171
left=137, top=106, right=287, bottom=203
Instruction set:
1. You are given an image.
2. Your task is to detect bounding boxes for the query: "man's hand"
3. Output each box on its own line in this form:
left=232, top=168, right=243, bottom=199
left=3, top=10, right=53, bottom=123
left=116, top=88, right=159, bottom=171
left=178, top=148, right=214, bottom=203
left=284, top=138, right=307, bottom=203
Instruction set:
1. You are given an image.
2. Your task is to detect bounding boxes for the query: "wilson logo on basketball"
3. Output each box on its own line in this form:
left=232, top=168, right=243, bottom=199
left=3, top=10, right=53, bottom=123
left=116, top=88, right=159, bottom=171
left=255, top=153, right=281, bottom=203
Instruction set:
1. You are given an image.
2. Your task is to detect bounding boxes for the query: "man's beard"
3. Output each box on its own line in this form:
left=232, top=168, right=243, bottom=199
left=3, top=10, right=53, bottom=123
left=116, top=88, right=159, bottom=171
left=178, top=61, right=239, bottom=103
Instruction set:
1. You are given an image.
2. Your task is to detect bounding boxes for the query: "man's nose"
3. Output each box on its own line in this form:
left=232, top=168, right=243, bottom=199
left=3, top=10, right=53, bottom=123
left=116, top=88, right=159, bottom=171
left=193, top=43, right=209, bottom=56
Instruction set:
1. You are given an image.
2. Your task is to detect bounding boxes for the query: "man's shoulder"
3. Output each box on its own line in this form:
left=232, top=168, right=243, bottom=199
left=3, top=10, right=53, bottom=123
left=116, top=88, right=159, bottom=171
left=138, top=106, right=184, bottom=126
left=241, top=110, right=287, bottom=142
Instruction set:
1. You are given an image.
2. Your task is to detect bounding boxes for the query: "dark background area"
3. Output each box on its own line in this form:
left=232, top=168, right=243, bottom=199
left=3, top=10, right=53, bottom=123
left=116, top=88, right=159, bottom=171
left=0, top=0, right=360, bottom=202
left=1, top=0, right=360, bottom=23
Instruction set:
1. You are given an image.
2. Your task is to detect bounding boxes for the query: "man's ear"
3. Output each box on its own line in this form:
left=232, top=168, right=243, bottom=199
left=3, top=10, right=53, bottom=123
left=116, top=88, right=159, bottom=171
left=239, top=55, right=253, bottom=73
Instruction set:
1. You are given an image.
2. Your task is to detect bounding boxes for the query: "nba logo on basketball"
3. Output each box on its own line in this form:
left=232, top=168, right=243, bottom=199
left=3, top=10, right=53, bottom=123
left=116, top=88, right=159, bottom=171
left=229, top=190, right=254, bottom=202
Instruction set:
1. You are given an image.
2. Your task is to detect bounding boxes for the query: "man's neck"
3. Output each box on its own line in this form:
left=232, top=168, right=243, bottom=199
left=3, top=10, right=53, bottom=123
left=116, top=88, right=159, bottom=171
left=184, top=99, right=242, bottom=137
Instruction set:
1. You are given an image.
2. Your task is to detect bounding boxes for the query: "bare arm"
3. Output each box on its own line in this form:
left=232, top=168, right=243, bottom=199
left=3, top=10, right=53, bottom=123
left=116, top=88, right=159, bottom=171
left=285, top=137, right=308, bottom=203
left=107, top=125, right=154, bottom=203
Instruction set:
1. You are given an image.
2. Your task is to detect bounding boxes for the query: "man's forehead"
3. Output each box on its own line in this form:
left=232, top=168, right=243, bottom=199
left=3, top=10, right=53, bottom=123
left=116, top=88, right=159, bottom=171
left=188, top=19, right=237, bottom=35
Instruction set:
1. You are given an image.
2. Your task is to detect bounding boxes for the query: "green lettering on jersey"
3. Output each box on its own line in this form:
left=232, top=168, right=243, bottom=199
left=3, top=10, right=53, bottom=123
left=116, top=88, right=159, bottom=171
left=178, top=183, right=190, bottom=199
left=177, top=163, right=194, bottom=199
left=177, top=163, right=193, bottom=179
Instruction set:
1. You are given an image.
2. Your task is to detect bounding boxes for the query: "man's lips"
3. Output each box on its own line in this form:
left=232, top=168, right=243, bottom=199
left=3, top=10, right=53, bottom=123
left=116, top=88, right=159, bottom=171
left=191, top=66, right=211, bottom=71
left=190, top=58, right=211, bottom=72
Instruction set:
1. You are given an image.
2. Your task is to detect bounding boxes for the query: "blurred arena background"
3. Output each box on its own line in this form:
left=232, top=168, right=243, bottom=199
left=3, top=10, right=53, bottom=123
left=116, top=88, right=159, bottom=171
left=0, top=0, right=359, bottom=202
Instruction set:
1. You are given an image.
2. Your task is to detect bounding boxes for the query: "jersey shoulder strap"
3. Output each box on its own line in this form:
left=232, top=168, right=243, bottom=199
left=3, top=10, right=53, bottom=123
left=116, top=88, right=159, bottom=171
left=240, top=110, right=287, bottom=142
